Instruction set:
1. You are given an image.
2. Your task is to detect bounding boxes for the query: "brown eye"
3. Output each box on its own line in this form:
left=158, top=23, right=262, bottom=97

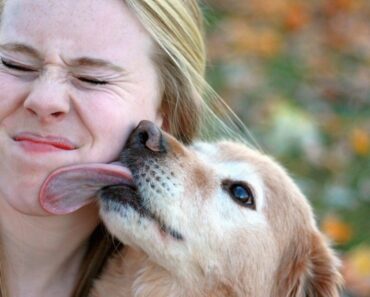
left=222, top=180, right=255, bottom=209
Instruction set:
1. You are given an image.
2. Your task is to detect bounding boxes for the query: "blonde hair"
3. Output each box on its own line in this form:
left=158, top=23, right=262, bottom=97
left=126, top=0, right=252, bottom=144
left=0, top=1, right=251, bottom=296
left=125, top=0, right=207, bottom=144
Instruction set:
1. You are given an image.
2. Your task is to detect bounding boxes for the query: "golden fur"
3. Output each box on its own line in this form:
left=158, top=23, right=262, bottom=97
left=91, top=130, right=342, bottom=297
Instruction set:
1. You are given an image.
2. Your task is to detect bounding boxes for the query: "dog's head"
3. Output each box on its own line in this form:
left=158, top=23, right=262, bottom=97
left=98, top=121, right=342, bottom=297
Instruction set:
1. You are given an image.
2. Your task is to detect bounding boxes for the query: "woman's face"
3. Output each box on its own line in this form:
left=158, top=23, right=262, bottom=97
left=0, top=0, right=162, bottom=215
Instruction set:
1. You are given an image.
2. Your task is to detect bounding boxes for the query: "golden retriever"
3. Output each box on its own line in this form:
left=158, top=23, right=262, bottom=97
left=85, top=120, right=342, bottom=297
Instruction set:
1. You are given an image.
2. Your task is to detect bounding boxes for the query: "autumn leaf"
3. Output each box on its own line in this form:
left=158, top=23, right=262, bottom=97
left=322, top=215, right=353, bottom=244
left=283, top=3, right=311, bottom=32
left=351, top=128, right=370, bottom=156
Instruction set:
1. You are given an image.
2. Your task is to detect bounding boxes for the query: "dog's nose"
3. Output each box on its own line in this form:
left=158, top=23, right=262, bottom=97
left=127, top=120, right=166, bottom=153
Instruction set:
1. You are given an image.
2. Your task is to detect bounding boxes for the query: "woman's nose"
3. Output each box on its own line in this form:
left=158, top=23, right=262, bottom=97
left=23, top=77, right=70, bottom=123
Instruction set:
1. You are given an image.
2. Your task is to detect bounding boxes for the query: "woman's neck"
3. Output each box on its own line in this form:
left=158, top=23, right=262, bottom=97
left=0, top=197, right=99, bottom=297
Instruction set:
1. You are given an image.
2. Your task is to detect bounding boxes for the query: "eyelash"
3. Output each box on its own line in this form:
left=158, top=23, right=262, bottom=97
left=1, top=58, right=35, bottom=72
left=77, top=76, right=108, bottom=85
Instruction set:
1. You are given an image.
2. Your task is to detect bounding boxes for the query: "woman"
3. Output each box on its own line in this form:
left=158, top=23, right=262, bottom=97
left=0, top=0, right=216, bottom=296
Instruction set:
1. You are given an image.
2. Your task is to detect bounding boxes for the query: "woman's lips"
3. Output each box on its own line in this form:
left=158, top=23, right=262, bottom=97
left=14, top=132, right=77, bottom=151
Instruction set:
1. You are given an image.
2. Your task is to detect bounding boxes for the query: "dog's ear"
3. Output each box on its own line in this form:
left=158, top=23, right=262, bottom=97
left=276, top=232, right=342, bottom=297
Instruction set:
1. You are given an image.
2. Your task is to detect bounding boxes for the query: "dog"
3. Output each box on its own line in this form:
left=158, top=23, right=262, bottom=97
left=87, top=120, right=342, bottom=297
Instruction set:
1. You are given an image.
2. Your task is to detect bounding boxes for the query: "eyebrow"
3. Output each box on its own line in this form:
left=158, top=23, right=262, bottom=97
left=0, top=42, right=125, bottom=73
left=0, top=42, right=42, bottom=59
left=68, top=57, right=126, bottom=73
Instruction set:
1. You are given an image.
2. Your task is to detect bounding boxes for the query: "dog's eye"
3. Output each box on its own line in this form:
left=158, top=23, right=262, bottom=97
left=222, top=180, right=255, bottom=209
left=230, top=184, right=255, bottom=208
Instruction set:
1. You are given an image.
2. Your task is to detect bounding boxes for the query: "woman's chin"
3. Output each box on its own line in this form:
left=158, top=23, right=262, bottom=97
left=0, top=189, right=98, bottom=218
left=0, top=175, right=52, bottom=216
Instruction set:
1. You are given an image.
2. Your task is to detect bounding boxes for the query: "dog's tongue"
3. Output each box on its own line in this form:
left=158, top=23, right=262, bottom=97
left=39, top=163, right=133, bottom=215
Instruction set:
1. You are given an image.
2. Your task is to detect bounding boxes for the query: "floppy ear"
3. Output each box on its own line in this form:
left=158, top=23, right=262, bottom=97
left=276, top=232, right=342, bottom=297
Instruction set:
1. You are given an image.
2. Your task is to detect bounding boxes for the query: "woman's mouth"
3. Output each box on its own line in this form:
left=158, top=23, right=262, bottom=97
left=14, top=132, right=77, bottom=152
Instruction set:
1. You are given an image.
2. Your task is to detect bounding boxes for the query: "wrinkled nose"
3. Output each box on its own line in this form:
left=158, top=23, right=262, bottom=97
left=127, top=120, right=167, bottom=153
left=23, top=77, right=70, bottom=123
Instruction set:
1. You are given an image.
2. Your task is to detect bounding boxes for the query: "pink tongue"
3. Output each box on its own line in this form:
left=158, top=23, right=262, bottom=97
left=39, top=163, right=133, bottom=215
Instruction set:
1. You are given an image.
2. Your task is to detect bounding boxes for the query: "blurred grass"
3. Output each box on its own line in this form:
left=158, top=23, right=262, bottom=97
left=203, top=0, right=370, bottom=296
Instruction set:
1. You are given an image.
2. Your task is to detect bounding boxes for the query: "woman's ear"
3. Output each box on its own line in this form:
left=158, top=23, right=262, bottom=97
left=276, top=232, right=342, bottom=297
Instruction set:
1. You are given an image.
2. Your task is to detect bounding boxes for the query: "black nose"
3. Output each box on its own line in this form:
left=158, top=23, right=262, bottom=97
left=127, top=120, right=166, bottom=153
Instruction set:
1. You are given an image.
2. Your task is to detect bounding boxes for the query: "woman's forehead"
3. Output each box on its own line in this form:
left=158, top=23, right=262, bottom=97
left=0, top=0, right=155, bottom=65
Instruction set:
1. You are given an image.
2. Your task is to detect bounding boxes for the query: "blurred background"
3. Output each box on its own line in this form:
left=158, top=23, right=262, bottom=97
left=203, top=0, right=370, bottom=296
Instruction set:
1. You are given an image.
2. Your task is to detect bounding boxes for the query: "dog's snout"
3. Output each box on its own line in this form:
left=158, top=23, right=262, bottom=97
left=128, top=120, right=166, bottom=153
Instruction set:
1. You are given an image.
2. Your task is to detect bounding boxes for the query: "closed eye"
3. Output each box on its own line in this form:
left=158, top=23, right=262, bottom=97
left=77, top=76, right=108, bottom=85
left=1, top=58, right=36, bottom=72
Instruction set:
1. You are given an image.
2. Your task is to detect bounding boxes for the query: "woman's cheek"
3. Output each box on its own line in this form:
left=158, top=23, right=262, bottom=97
left=70, top=84, right=162, bottom=163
